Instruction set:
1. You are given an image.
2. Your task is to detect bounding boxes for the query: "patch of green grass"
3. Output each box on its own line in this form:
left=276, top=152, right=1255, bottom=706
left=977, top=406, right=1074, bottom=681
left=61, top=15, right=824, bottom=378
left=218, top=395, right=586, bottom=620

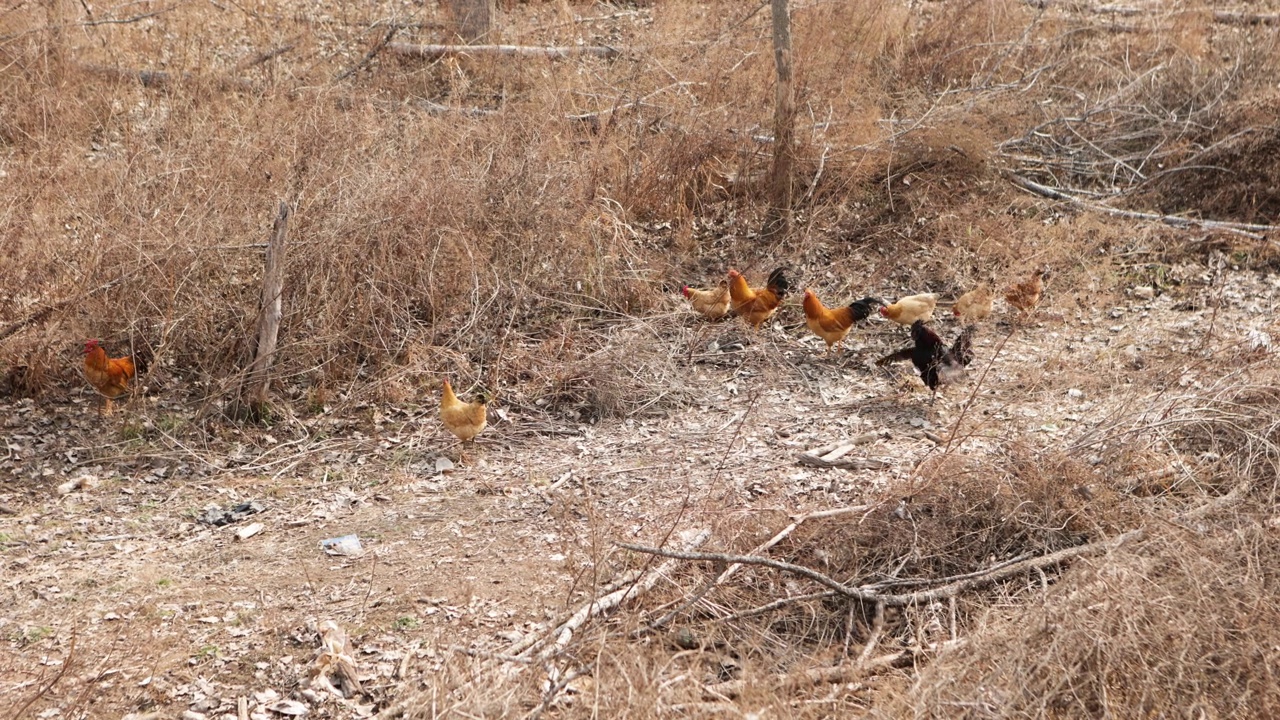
left=11, top=626, right=53, bottom=647
left=118, top=422, right=146, bottom=441
left=156, top=414, right=185, bottom=433
left=392, top=616, right=419, bottom=631
left=196, top=644, right=220, bottom=660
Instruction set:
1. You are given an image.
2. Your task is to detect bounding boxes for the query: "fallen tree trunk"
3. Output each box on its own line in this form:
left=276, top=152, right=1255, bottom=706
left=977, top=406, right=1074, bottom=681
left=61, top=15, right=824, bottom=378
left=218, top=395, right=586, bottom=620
left=386, top=41, right=618, bottom=61
left=1212, top=10, right=1280, bottom=25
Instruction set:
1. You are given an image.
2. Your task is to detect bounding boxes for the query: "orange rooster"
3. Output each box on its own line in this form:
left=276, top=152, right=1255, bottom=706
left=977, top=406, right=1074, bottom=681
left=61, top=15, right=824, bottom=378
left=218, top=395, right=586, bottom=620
left=879, top=293, right=938, bottom=327
left=681, top=284, right=731, bottom=320
left=440, top=378, right=488, bottom=462
left=952, top=283, right=993, bottom=324
left=802, top=290, right=883, bottom=354
left=82, top=339, right=136, bottom=415
left=1005, top=268, right=1049, bottom=318
left=727, top=267, right=790, bottom=330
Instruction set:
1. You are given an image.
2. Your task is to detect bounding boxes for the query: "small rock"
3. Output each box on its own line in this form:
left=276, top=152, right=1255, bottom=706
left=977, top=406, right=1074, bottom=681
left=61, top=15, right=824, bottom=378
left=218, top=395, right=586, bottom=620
left=1131, top=285, right=1155, bottom=300
left=235, top=523, right=265, bottom=541
left=267, top=699, right=309, bottom=716
left=1247, top=329, right=1272, bottom=352
left=1067, top=388, right=1084, bottom=399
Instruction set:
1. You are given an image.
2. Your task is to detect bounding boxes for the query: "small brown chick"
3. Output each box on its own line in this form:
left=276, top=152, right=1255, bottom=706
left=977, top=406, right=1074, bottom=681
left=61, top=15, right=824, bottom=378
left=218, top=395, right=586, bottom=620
left=953, top=283, right=993, bottom=324
left=1005, top=268, right=1049, bottom=317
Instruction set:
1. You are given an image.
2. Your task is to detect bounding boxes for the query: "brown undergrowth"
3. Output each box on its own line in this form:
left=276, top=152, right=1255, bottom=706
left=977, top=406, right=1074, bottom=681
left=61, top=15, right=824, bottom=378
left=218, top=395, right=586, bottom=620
left=383, top=365, right=1280, bottom=719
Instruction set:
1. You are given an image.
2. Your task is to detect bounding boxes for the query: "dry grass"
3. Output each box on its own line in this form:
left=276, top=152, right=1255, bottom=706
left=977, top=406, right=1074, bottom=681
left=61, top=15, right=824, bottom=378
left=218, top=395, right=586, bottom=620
left=385, top=364, right=1280, bottom=720
left=4, top=0, right=1275, bottom=412
left=5, top=0, right=1280, bottom=718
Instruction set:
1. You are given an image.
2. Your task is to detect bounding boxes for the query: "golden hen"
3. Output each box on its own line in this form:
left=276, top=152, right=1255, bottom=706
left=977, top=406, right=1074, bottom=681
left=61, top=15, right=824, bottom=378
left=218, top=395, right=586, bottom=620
left=83, top=339, right=136, bottom=415
left=440, top=378, right=488, bottom=461
left=681, top=284, right=731, bottom=320
left=952, top=283, right=993, bottom=324
left=1005, top=268, right=1049, bottom=317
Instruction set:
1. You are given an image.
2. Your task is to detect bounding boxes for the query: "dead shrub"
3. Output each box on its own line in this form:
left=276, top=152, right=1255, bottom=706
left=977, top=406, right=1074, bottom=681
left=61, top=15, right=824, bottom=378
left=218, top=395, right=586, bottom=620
left=880, top=520, right=1280, bottom=719
left=1139, top=92, right=1280, bottom=223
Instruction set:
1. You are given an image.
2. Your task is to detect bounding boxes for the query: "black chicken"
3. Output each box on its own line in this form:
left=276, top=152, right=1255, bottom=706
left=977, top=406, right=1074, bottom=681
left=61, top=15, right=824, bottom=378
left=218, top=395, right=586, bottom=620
left=878, top=320, right=976, bottom=400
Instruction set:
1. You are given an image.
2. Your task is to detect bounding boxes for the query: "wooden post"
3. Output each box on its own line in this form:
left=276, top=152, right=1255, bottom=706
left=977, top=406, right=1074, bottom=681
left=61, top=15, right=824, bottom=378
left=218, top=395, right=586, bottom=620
left=766, top=0, right=796, bottom=235
left=242, top=201, right=289, bottom=419
left=447, top=0, right=495, bottom=42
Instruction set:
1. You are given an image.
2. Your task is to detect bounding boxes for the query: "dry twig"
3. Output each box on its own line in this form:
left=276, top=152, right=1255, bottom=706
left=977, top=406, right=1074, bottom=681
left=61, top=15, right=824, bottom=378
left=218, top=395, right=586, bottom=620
left=619, top=528, right=1145, bottom=607
left=1006, top=172, right=1278, bottom=240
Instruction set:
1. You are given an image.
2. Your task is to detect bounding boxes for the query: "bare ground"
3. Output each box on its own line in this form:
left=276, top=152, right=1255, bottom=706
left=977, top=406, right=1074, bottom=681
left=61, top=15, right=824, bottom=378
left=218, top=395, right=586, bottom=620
left=3, top=247, right=1276, bottom=718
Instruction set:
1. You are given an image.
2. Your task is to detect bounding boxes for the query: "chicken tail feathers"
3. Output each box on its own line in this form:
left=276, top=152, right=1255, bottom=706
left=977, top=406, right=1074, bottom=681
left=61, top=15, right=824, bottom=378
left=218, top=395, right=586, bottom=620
left=766, top=267, right=790, bottom=297
left=131, top=343, right=153, bottom=375
left=849, top=297, right=884, bottom=322
left=877, top=346, right=915, bottom=366
left=950, top=326, right=976, bottom=368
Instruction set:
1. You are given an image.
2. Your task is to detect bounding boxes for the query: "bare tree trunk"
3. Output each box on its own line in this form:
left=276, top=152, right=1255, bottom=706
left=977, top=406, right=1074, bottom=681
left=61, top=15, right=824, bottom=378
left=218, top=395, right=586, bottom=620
left=765, top=0, right=796, bottom=236
left=240, top=201, right=290, bottom=420
left=447, top=0, right=495, bottom=42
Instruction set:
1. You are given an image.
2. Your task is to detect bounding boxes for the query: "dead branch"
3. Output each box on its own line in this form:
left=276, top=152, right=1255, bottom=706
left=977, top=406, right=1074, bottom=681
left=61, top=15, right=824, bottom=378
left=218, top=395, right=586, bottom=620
left=235, top=40, right=299, bottom=71
left=767, top=0, right=796, bottom=213
left=334, top=25, right=397, bottom=82
left=1212, top=10, right=1280, bottom=25
left=799, top=433, right=890, bottom=469
left=1022, top=0, right=1279, bottom=23
left=703, top=650, right=909, bottom=699
left=638, top=505, right=873, bottom=633
left=619, top=528, right=1145, bottom=607
left=515, top=529, right=710, bottom=661
left=80, top=7, right=174, bottom=26
left=855, top=602, right=886, bottom=668
left=386, top=41, right=619, bottom=61
left=1006, top=172, right=1278, bottom=240
left=79, top=63, right=256, bottom=92
left=238, top=201, right=290, bottom=419
left=716, top=590, right=838, bottom=623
